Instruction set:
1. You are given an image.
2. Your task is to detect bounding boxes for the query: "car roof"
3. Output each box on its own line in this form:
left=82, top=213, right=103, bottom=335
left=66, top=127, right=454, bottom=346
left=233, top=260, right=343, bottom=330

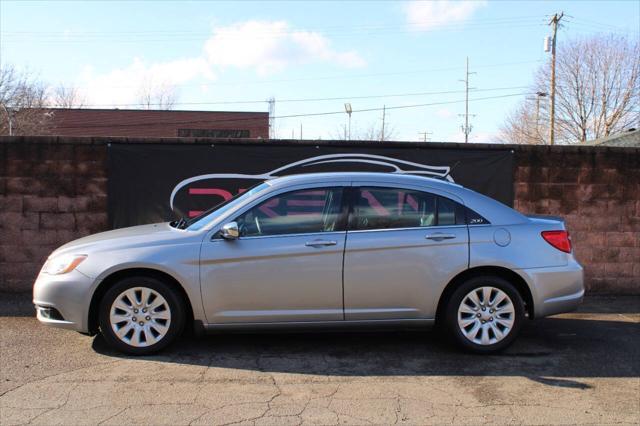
left=266, top=172, right=460, bottom=190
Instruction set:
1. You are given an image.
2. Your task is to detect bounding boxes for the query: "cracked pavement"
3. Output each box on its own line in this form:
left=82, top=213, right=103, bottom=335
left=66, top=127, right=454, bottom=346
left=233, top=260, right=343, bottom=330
left=1, top=296, right=639, bottom=425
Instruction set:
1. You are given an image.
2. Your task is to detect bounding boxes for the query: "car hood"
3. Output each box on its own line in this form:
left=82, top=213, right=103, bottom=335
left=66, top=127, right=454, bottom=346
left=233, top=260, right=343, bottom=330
left=50, top=222, right=193, bottom=257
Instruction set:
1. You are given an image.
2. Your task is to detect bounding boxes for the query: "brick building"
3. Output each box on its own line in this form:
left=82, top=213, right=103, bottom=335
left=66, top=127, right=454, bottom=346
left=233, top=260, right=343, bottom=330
left=42, top=108, right=269, bottom=138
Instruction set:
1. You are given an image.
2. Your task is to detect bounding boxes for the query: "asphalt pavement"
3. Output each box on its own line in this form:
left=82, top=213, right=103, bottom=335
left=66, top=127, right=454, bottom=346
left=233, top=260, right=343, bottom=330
left=1, top=295, right=639, bottom=425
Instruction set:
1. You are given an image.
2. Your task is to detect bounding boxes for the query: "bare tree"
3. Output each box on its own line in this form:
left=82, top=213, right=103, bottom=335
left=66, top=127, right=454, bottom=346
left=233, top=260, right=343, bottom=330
left=332, top=121, right=397, bottom=141
left=502, top=34, right=639, bottom=144
left=500, top=98, right=546, bottom=145
left=0, top=65, right=52, bottom=135
left=136, top=81, right=178, bottom=110
left=51, top=84, right=85, bottom=108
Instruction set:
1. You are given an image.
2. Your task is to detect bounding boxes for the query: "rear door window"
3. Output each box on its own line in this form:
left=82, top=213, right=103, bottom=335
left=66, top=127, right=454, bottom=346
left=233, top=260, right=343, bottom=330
left=351, top=187, right=467, bottom=231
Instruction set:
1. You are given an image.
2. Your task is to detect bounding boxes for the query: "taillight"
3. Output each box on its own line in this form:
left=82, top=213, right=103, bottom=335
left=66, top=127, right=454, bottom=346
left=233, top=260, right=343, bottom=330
left=541, top=230, right=572, bottom=253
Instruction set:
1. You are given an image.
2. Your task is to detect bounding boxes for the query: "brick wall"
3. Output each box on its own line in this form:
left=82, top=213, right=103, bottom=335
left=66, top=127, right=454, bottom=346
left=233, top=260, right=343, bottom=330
left=0, top=140, right=109, bottom=291
left=514, top=145, right=639, bottom=294
left=1, top=136, right=638, bottom=294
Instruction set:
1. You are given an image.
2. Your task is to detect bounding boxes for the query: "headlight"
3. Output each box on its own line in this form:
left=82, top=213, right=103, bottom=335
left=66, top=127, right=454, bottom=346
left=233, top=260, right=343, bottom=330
left=43, top=254, right=87, bottom=275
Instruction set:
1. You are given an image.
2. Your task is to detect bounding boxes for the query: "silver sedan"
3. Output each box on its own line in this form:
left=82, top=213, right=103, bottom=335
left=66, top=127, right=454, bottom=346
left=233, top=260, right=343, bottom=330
left=33, top=172, right=584, bottom=354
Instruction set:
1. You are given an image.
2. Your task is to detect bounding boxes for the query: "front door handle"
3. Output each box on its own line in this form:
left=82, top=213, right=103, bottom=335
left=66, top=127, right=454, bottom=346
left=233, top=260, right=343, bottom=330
left=425, top=233, right=456, bottom=241
left=305, top=240, right=338, bottom=247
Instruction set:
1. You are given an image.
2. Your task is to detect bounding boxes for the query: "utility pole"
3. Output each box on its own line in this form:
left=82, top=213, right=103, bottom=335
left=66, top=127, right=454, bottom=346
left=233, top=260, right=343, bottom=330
left=418, top=131, right=432, bottom=142
left=267, top=97, right=276, bottom=140
left=380, top=105, right=386, bottom=142
left=548, top=12, right=563, bottom=145
left=459, top=57, right=476, bottom=143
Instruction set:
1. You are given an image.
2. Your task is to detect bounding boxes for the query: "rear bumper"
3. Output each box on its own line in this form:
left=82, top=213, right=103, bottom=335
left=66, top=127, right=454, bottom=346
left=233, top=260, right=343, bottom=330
left=518, top=259, right=585, bottom=318
left=538, top=287, right=584, bottom=317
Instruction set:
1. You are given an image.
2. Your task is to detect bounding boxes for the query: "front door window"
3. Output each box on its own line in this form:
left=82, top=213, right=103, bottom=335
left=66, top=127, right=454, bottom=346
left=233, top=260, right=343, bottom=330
left=235, top=187, right=344, bottom=237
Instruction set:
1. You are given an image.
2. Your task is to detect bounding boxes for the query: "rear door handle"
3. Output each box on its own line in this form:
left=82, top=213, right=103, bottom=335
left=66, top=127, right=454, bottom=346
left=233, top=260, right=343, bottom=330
left=305, top=240, right=338, bottom=247
left=425, top=233, right=456, bottom=241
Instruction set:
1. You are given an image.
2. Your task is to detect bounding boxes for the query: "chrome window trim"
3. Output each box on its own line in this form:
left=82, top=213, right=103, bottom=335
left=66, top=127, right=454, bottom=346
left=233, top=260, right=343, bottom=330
left=350, top=180, right=465, bottom=204
left=211, top=230, right=346, bottom=242
left=347, top=224, right=467, bottom=234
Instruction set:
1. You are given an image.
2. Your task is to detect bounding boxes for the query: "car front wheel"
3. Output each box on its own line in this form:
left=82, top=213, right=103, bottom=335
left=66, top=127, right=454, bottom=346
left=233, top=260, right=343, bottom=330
left=98, top=276, right=185, bottom=355
left=444, top=276, right=525, bottom=353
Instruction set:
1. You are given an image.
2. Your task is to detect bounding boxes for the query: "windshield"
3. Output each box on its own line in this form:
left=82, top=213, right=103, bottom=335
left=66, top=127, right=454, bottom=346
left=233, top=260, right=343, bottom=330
left=182, top=182, right=270, bottom=231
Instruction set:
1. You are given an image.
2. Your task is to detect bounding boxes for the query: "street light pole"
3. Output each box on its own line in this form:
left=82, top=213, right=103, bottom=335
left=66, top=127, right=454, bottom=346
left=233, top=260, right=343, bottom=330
left=344, top=103, right=352, bottom=140
left=535, top=91, right=548, bottom=141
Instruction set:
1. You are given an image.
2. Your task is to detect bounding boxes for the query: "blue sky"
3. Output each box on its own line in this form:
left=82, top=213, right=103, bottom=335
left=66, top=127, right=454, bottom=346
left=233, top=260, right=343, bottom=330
left=1, top=0, right=638, bottom=142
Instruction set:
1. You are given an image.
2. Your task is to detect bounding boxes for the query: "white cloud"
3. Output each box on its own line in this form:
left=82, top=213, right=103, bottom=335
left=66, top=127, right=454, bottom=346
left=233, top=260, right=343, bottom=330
left=435, top=107, right=456, bottom=119
left=79, top=57, right=213, bottom=106
left=404, top=0, right=487, bottom=31
left=78, top=20, right=365, bottom=106
left=204, top=20, right=365, bottom=75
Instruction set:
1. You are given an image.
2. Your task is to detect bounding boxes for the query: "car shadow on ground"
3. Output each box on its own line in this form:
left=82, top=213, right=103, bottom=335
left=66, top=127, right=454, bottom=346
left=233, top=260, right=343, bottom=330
left=92, top=314, right=640, bottom=388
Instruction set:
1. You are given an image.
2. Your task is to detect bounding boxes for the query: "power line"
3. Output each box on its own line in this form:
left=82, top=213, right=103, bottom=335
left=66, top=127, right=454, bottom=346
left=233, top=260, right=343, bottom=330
left=1, top=17, right=548, bottom=43
left=3, top=25, right=548, bottom=44
left=63, top=85, right=531, bottom=108
left=53, top=92, right=532, bottom=130
left=53, top=60, right=541, bottom=91
left=3, top=16, right=545, bottom=36
left=569, top=17, right=639, bottom=32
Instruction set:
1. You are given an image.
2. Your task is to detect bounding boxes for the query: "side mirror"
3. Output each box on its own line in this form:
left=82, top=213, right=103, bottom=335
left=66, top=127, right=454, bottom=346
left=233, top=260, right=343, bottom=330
left=219, top=221, right=239, bottom=240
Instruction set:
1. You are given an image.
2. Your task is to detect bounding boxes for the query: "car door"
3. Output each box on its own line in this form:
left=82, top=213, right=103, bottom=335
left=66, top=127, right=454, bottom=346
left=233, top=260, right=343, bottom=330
left=343, top=184, right=469, bottom=320
left=200, top=184, right=348, bottom=324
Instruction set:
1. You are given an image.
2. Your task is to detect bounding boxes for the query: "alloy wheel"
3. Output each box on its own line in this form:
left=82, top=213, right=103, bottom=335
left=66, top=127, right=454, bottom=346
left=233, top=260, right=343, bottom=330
left=457, top=286, right=515, bottom=346
left=109, top=287, right=172, bottom=347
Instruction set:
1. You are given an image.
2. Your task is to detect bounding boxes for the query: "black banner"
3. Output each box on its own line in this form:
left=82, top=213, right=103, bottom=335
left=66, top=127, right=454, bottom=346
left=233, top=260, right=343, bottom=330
left=108, top=143, right=513, bottom=229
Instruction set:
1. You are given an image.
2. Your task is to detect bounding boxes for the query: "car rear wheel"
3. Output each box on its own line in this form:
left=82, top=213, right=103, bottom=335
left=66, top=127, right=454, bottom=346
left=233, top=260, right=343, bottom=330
left=98, top=276, right=185, bottom=355
left=444, top=276, right=524, bottom=353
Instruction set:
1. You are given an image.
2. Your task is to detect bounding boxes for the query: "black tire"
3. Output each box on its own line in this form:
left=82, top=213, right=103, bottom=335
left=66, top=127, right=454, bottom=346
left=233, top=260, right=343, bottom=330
left=98, top=276, right=185, bottom=355
left=444, top=275, right=525, bottom=354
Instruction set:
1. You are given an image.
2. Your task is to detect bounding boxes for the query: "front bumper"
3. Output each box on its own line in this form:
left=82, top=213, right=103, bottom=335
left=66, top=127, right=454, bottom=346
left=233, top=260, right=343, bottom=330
left=519, top=258, right=585, bottom=318
left=32, top=269, right=96, bottom=333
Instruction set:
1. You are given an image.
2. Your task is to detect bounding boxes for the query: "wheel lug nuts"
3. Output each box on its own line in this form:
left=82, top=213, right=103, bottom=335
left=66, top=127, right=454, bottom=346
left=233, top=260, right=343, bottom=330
left=481, top=320, right=486, bottom=324
left=133, top=309, right=138, bottom=314
left=132, top=317, right=137, bottom=322
left=145, top=316, right=151, bottom=321
left=142, top=308, right=147, bottom=313
left=477, top=313, right=481, bottom=318
left=139, top=321, right=144, bottom=326
left=481, top=307, right=486, bottom=311
left=489, top=318, right=494, bottom=322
